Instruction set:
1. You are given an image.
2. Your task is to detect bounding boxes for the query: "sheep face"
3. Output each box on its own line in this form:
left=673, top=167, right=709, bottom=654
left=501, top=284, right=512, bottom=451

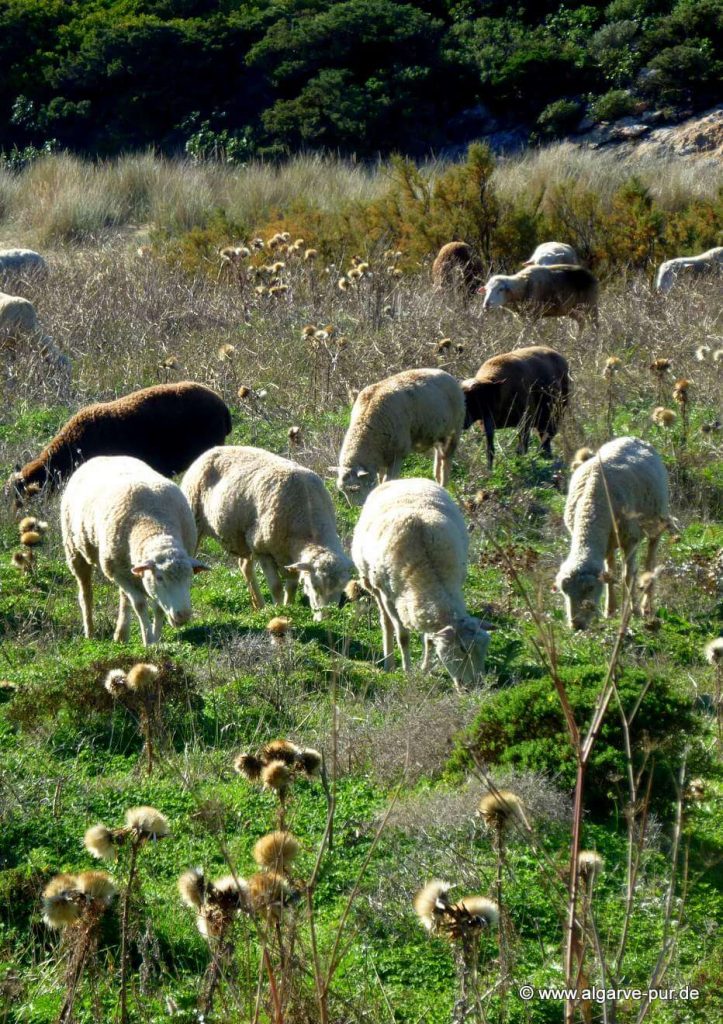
left=432, top=618, right=490, bottom=686
left=555, top=569, right=603, bottom=630
left=131, top=556, right=209, bottom=628
left=287, top=552, right=354, bottom=620
left=336, top=466, right=376, bottom=506
left=478, top=277, right=511, bottom=310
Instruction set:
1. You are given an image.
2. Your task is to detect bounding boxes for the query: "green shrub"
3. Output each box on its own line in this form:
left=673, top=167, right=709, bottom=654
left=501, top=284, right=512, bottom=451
left=451, top=665, right=706, bottom=816
left=536, top=99, right=583, bottom=138
left=590, top=88, right=636, bottom=122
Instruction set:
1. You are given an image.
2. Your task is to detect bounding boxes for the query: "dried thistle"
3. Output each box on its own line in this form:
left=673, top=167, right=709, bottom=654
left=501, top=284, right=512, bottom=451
left=75, top=871, right=117, bottom=905
left=217, top=344, right=236, bottom=362
left=84, top=824, right=118, bottom=861
left=18, top=516, right=47, bottom=534
left=126, top=663, right=160, bottom=693
left=704, top=638, right=723, bottom=665
left=337, top=277, right=350, bottom=291
left=260, top=760, right=292, bottom=795
left=20, top=530, right=42, bottom=547
left=11, top=550, right=33, bottom=573
left=298, top=748, right=322, bottom=776
left=478, top=790, right=526, bottom=833
left=301, top=324, right=316, bottom=338
left=125, top=806, right=170, bottom=841
left=234, top=753, right=263, bottom=781
left=178, top=868, right=206, bottom=910
left=266, top=616, right=292, bottom=642
left=248, top=871, right=292, bottom=918
left=652, top=406, right=676, bottom=427
left=413, top=880, right=451, bottom=931
left=252, top=831, right=301, bottom=873
left=287, top=425, right=302, bottom=445
left=262, top=739, right=302, bottom=764
left=42, top=874, right=83, bottom=929
left=672, top=378, right=690, bottom=404
left=649, top=358, right=671, bottom=375
left=603, top=356, right=622, bottom=378
left=571, top=447, right=594, bottom=471
left=237, top=385, right=251, bottom=399
left=577, top=850, right=604, bottom=881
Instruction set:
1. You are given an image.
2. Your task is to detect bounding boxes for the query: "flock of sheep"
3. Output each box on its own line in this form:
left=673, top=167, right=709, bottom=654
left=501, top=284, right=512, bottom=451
left=6, top=232, right=682, bottom=686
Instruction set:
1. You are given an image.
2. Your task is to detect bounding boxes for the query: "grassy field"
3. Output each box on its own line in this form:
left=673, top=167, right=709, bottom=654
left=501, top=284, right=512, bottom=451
left=0, top=153, right=721, bottom=1024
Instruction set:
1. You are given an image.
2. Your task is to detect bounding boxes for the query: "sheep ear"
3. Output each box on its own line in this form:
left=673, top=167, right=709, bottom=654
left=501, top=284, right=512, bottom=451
left=191, top=560, right=211, bottom=574
left=356, top=469, right=370, bottom=478
left=476, top=285, right=486, bottom=294
left=131, top=561, right=155, bottom=576
left=550, top=582, right=559, bottom=593
left=286, top=561, right=313, bottom=573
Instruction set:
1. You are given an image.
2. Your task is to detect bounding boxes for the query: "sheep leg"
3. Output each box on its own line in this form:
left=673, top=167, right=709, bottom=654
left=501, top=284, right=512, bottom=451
left=70, top=554, right=94, bottom=638
left=283, top=574, right=299, bottom=606
left=238, top=557, right=265, bottom=610
left=436, top=433, right=459, bottom=487
left=150, top=603, right=165, bottom=643
left=114, top=590, right=133, bottom=643
left=622, top=547, right=640, bottom=616
left=604, top=554, right=617, bottom=619
left=257, top=554, right=284, bottom=605
left=395, top=624, right=412, bottom=672
left=374, top=593, right=396, bottom=671
left=641, top=534, right=662, bottom=618
left=129, top=593, right=154, bottom=646
left=516, top=418, right=532, bottom=455
left=421, top=634, right=433, bottom=670
left=482, top=411, right=495, bottom=470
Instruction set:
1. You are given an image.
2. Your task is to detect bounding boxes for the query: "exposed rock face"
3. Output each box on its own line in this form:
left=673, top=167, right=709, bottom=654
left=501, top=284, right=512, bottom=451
left=577, top=105, right=723, bottom=160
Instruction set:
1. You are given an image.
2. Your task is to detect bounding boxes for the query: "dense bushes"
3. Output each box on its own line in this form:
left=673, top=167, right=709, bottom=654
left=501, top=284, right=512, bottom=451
left=0, top=0, right=721, bottom=158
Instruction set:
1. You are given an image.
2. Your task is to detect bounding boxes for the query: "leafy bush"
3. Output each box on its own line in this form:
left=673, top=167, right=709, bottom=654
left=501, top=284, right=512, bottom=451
left=451, top=665, right=707, bottom=816
left=535, top=99, right=583, bottom=139
left=590, top=88, right=636, bottom=122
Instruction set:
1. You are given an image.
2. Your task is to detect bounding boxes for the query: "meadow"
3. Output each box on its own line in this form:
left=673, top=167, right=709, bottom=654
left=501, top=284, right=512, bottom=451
left=0, top=148, right=721, bottom=1024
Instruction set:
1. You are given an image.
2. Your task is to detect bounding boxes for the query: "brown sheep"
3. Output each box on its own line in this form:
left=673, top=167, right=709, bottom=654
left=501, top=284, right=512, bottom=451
left=8, top=381, right=232, bottom=504
left=432, top=242, right=484, bottom=296
left=461, top=345, right=570, bottom=468
left=479, top=264, right=598, bottom=331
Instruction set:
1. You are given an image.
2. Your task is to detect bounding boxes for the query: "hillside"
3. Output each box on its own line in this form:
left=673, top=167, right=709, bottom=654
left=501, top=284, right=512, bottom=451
left=0, top=0, right=721, bottom=160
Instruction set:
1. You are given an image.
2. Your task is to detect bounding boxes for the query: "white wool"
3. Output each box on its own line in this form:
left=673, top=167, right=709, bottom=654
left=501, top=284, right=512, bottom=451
left=523, top=241, right=579, bottom=266
left=334, top=368, right=465, bottom=505
left=182, top=446, right=352, bottom=619
left=555, top=437, right=671, bottom=629
left=0, top=249, right=47, bottom=277
left=61, top=456, right=206, bottom=646
left=351, top=478, right=489, bottom=685
left=655, top=247, right=723, bottom=295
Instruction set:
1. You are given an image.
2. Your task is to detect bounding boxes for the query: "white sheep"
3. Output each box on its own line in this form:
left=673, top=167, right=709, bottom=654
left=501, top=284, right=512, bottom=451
left=333, top=368, right=465, bottom=506
left=61, top=456, right=209, bottom=645
left=0, top=291, right=70, bottom=371
left=0, top=248, right=48, bottom=279
left=523, top=241, right=579, bottom=267
left=655, top=247, right=723, bottom=295
left=352, top=478, right=490, bottom=686
left=554, top=437, right=673, bottom=629
left=182, top=446, right=353, bottom=620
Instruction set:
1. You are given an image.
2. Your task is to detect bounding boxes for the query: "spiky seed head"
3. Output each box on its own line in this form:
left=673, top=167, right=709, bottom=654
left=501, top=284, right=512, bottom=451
left=217, top=344, right=236, bottom=361
left=269, top=284, right=288, bottom=295
left=103, top=669, right=127, bottom=698
left=237, top=385, right=251, bottom=399
left=686, top=778, right=706, bottom=801
left=261, top=739, right=302, bottom=765
left=302, top=324, right=316, bottom=337
left=0, top=679, right=17, bottom=692
left=391, top=267, right=403, bottom=278
left=20, top=530, right=42, bottom=547
left=125, top=806, right=170, bottom=840
left=650, top=358, right=671, bottom=374
left=271, top=261, right=285, bottom=273
left=455, top=895, right=499, bottom=928
left=714, top=349, right=723, bottom=363
left=42, top=874, right=82, bottom=929
left=337, top=277, right=350, bottom=291
left=304, top=248, right=317, bottom=260
left=437, top=338, right=452, bottom=352
left=253, top=832, right=301, bottom=873
left=571, top=447, right=594, bottom=470
left=414, top=880, right=451, bottom=931
left=248, top=871, right=292, bottom=917
left=704, top=638, right=723, bottom=665
left=84, top=824, right=117, bottom=860
left=266, top=616, right=292, bottom=639
left=160, top=356, right=179, bottom=370
left=299, top=748, right=322, bottom=776
left=577, top=850, right=604, bottom=881
left=603, top=356, right=622, bottom=378
left=260, top=760, right=292, bottom=794
left=251, top=237, right=264, bottom=249
left=695, top=345, right=711, bottom=361
left=344, top=580, right=365, bottom=603
left=178, top=868, right=206, bottom=910
left=75, top=871, right=117, bottom=905
left=672, top=378, right=690, bottom=403
left=652, top=406, right=676, bottom=426
left=19, top=516, right=47, bottom=533
left=280, top=232, right=290, bottom=242
left=126, top=663, right=160, bottom=692
left=478, top=790, right=525, bottom=832
left=287, top=426, right=302, bottom=444
left=12, top=550, right=33, bottom=572
left=255, top=284, right=269, bottom=296
left=234, top=752, right=263, bottom=781
left=348, top=267, right=362, bottom=280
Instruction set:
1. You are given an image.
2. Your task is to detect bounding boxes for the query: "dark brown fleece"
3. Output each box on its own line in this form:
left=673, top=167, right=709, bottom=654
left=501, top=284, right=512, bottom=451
left=431, top=241, right=484, bottom=295
left=461, top=346, right=570, bottom=468
left=10, top=381, right=231, bottom=500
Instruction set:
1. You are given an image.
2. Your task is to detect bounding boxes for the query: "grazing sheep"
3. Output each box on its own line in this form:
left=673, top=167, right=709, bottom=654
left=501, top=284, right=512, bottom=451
left=654, top=247, right=723, bottom=295
left=61, top=456, right=209, bottom=645
left=352, top=478, right=490, bottom=685
left=478, top=264, right=599, bottom=331
left=432, top=242, right=484, bottom=296
left=554, top=437, right=673, bottom=630
left=0, top=291, right=70, bottom=372
left=0, top=248, right=48, bottom=280
left=523, top=242, right=579, bottom=267
left=461, top=345, right=570, bottom=468
left=182, top=446, right=353, bottom=620
left=8, top=381, right=231, bottom=504
left=333, top=369, right=465, bottom=506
